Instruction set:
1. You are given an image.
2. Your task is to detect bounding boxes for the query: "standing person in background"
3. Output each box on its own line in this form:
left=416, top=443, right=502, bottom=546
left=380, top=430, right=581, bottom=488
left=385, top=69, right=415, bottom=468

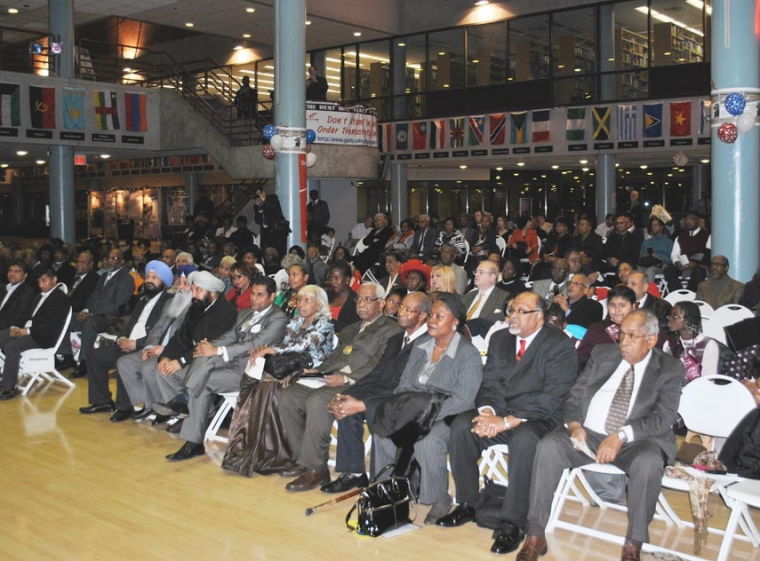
left=306, top=190, right=330, bottom=247
left=234, top=76, right=257, bottom=119
left=305, top=66, right=328, bottom=101
left=253, top=187, right=288, bottom=258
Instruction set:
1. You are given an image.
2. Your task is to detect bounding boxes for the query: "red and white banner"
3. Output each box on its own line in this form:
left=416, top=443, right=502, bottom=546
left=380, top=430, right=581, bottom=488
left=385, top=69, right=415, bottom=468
left=306, top=102, right=377, bottom=147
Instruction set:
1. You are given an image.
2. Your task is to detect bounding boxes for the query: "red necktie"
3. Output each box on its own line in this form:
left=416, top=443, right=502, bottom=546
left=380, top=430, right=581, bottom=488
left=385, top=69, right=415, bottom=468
left=516, top=339, right=526, bottom=361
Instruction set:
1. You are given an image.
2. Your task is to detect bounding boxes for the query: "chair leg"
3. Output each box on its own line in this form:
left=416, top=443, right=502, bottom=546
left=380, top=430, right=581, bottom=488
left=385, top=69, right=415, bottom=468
left=203, top=401, right=233, bottom=445
left=547, top=468, right=574, bottom=532
left=717, top=502, right=745, bottom=561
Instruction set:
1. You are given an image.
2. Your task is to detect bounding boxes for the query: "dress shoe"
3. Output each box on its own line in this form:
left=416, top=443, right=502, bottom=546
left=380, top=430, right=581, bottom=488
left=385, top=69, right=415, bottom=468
left=69, top=361, right=87, bottom=379
left=132, top=407, right=150, bottom=420
left=620, top=540, right=641, bottom=561
left=166, top=418, right=184, bottom=434
left=110, top=409, right=133, bottom=422
left=424, top=495, right=453, bottom=525
left=279, top=464, right=308, bottom=478
left=491, top=521, right=525, bottom=555
left=515, top=535, right=548, bottom=561
left=152, top=397, right=189, bottom=417
left=55, top=355, right=77, bottom=371
left=435, top=503, right=476, bottom=527
left=285, top=469, right=330, bottom=492
left=79, top=402, right=115, bottom=414
left=151, top=414, right=171, bottom=425
left=320, top=473, right=369, bottom=494
left=0, top=388, right=19, bottom=401
left=166, top=441, right=205, bottom=462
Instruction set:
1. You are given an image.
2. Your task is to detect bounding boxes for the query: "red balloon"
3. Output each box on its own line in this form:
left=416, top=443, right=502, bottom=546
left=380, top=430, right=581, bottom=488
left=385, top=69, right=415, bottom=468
left=262, top=144, right=277, bottom=159
left=718, top=122, right=738, bottom=144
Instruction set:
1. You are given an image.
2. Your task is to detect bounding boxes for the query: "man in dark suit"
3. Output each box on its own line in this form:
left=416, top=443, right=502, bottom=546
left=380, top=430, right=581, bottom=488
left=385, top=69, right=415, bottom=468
left=322, top=292, right=432, bottom=493
left=352, top=213, right=394, bottom=273
left=0, top=261, right=36, bottom=332
left=164, top=276, right=289, bottom=461
left=51, top=247, right=75, bottom=288
left=410, top=214, right=438, bottom=258
left=436, top=291, right=579, bottom=555
left=69, top=249, right=134, bottom=378
left=253, top=187, right=288, bottom=257
left=531, top=259, right=570, bottom=304
left=0, top=268, right=71, bottom=400
left=626, top=271, right=671, bottom=344
left=306, top=189, right=330, bottom=247
left=462, top=260, right=509, bottom=323
left=229, top=215, right=256, bottom=252
left=279, top=282, right=402, bottom=491
left=603, top=213, right=642, bottom=272
left=569, top=216, right=604, bottom=269
left=68, top=251, right=100, bottom=313
left=78, top=261, right=174, bottom=414
left=516, top=310, right=683, bottom=561
left=556, top=274, right=603, bottom=328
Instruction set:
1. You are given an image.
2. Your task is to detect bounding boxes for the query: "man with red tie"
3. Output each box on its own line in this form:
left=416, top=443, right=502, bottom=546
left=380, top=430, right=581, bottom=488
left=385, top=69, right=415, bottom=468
left=435, top=291, right=579, bottom=555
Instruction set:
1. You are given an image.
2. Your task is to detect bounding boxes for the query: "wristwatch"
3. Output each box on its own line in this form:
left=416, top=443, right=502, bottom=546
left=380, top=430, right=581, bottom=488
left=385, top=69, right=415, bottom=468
left=617, top=429, right=628, bottom=443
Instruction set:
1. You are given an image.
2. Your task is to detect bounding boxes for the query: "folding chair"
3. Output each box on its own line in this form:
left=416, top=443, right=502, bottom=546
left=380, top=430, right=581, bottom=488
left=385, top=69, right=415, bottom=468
left=692, top=300, right=715, bottom=318
left=665, top=289, right=696, bottom=306
left=203, top=391, right=239, bottom=445
left=717, top=480, right=760, bottom=561
left=712, top=304, right=755, bottom=329
left=701, top=317, right=727, bottom=345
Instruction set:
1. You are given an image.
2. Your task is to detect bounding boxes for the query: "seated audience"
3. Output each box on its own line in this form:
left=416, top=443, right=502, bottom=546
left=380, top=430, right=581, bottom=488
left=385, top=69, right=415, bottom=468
left=531, top=258, right=569, bottom=304
left=602, top=213, right=642, bottom=272
left=506, top=216, right=539, bottom=265
left=626, top=271, right=671, bottom=338
left=274, top=263, right=309, bottom=318
left=379, top=251, right=405, bottom=295
left=434, top=217, right=467, bottom=256
left=497, top=256, right=528, bottom=297
left=664, top=211, right=710, bottom=292
left=577, top=286, right=637, bottom=369
left=326, top=261, right=358, bottom=332
left=554, top=273, right=603, bottom=328
left=225, top=263, right=256, bottom=311
left=68, top=251, right=100, bottom=314
left=664, top=301, right=723, bottom=383
left=304, top=245, right=327, bottom=286
left=430, top=265, right=458, bottom=294
left=638, top=217, right=673, bottom=282
left=438, top=244, right=469, bottom=294
left=696, top=255, right=745, bottom=309
left=383, top=287, right=406, bottom=319
left=463, top=260, right=509, bottom=322
left=0, top=261, right=36, bottom=332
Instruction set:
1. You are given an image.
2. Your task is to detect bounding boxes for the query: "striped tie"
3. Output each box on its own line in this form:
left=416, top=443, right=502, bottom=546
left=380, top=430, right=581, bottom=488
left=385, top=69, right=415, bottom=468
left=604, top=365, right=635, bottom=434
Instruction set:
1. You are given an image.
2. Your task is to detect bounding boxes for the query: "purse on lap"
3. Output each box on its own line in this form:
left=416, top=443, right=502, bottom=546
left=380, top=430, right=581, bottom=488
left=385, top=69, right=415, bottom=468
left=263, top=352, right=313, bottom=380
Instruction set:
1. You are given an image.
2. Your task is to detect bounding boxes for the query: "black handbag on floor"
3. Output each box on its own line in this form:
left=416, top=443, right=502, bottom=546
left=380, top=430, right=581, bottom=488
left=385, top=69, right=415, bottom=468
left=345, top=464, right=415, bottom=537
left=474, top=477, right=508, bottom=529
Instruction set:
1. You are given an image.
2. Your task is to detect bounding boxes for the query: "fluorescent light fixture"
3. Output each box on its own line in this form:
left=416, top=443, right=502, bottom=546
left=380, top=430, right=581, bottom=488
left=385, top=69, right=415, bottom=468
left=353, top=31, right=362, bottom=37
left=635, top=6, right=703, bottom=36
left=100, top=154, right=111, bottom=159
left=686, top=0, right=712, bottom=16
left=185, top=22, right=195, bottom=28
left=459, top=165, right=468, bottom=169
left=16, top=150, right=27, bottom=156
left=8, top=8, right=18, bottom=14
left=246, top=7, right=255, bottom=13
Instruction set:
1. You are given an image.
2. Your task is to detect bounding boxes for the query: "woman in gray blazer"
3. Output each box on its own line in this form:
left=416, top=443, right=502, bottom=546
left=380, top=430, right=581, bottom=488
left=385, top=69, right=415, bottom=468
left=372, top=293, right=483, bottom=524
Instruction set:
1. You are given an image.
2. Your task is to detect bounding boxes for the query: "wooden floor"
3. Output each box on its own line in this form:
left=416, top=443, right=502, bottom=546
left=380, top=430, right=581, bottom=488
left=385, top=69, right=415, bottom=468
left=1, top=381, right=759, bottom=561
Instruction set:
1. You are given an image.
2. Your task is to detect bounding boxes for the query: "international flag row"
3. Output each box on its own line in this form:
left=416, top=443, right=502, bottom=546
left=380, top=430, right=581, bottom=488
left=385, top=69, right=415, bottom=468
left=0, top=82, right=148, bottom=132
left=379, top=100, right=710, bottom=153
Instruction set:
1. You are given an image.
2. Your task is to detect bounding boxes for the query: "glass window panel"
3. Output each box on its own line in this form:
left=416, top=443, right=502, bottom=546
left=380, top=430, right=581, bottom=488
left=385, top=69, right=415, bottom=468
left=255, top=58, right=275, bottom=106
left=649, top=0, right=706, bottom=66
left=322, top=48, right=343, bottom=101
left=466, top=22, right=507, bottom=86
left=602, top=2, right=650, bottom=100
left=508, top=14, right=550, bottom=82
left=428, top=28, right=465, bottom=90
left=552, top=7, right=596, bottom=78
left=344, top=45, right=359, bottom=101
left=358, top=40, right=390, bottom=100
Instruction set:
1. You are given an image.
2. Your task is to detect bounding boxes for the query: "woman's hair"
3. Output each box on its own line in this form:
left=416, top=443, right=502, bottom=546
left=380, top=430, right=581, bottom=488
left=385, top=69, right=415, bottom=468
left=674, top=301, right=702, bottom=335
left=435, top=291, right=467, bottom=333
left=516, top=215, right=530, bottom=229
left=231, top=262, right=256, bottom=282
left=430, top=265, right=457, bottom=293
left=502, top=256, right=522, bottom=278
left=219, top=255, right=236, bottom=268
left=280, top=254, right=303, bottom=269
left=287, top=262, right=307, bottom=276
left=297, top=284, right=331, bottom=320
left=329, top=260, right=352, bottom=280
left=607, top=285, right=637, bottom=305
left=288, top=245, right=306, bottom=259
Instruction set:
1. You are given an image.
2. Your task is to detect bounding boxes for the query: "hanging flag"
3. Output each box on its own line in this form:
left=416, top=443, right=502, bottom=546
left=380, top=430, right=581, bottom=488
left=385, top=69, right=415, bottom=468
left=0, top=83, right=20, bottom=127
left=449, top=117, right=464, bottom=148
left=395, top=122, right=408, bottom=151
left=531, top=110, right=550, bottom=143
left=699, top=100, right=711, bottom=136
left=643, top=103, right=663, bottom=137
left=29, top=85, right=56, bottom=129
left=489, top=114, right=506, bottom=145
left=467, top=115, right=486, bottom=146
left=670, top=101, right=692, bottom=136
left=565, top=107, right=585, bottom=141
left=412, top=121, right=427, bottom=150
left=616, top=104, right=637, bottom=140
left=591, top=106, right=611, bottom=140
left=93, top=90, right=120, bottom=130
left=429, top=119, right=446, bottom=149
left=381, top=123, right=393, bottom=152
left=124, top=92, right=148, bottom=131
left=510, top=112, right=528, bottom=144
left=62, top=87, right=85, bottom=130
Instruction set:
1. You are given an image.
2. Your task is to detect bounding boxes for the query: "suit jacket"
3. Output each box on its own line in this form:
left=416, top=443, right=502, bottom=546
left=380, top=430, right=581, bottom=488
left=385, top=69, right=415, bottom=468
left=307, top=199, right=330, bottom=233
left=462, top=286, right=509, bottom=323
left=531, top=278, right=568, bottom=303
left=68, top=271, right=100, bottom=313
left=318, top=315, right=401, bottom=381
left=211, top=305, right=289, bottom=372
left=0, top=282, right=36, bottom=331
left=28, top=287, right=71, bottom=348
left=569, top=232, right=604, bottom=265
left=85, top=268, right=134, bottom=320
left=604, top=231, right=642, bottom=265
left=353, top=226, right=394, bottom=272
left=119, top=291, right=173, bottom=349
left=477, top=325, right=578, bottom=423
left=160, top=296, right=237, bottom=367
left=696, top=277, right=745, bottom=309
left=53, top=262, right=76, bottom=288
left=346, top=332, right=431, bottom=402
left=253, top=195, right=286, bottom=233
left=566, top=296, right=604, bottom=328
left=563, top=345, right=683, bottom=461
left=411, top=228, right=438, bottom=256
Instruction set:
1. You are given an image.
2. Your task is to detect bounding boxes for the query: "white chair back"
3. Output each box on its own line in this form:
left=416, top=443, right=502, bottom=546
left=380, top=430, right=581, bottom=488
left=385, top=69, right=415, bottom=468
left=664, top=289, right=696, bottom=305
left=712, top=304, right=755, bottom=327
left=353, top=238, right=368, bottom=256
left=495, top=236, right=507, bottom=256
left=701, top=316, right=727, bottom=345
left=692, top=299, right=714, bottom=317
left=678, top=375, right=756, bottom=438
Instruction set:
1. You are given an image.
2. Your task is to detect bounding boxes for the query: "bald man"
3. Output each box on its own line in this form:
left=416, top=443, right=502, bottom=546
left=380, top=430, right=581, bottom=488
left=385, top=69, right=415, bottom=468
left=462, top=260, right=509, bottom=323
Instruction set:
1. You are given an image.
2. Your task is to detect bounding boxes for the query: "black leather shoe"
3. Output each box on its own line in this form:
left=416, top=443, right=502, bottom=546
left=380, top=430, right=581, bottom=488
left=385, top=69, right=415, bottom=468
left=79, top=402, right=115, bottom=414
left=166, top=441, right=205, bottom=462
left=110, top=409, right=133, bottom=422
left=0, top=388, right=19, bottom=400
left=320, top=473, right=369, bottom=494
left=436, top=503, right=476, bottom=527
left=279, top=464, right=308, bottom=478
left=151, top=414, right=171, bottom=425
left=132, top=408, right=151, bottom=421
left=69, top=361, right=87, bottom=379
left=166, top=419, right=184, bottom=434
left=152, top=397, right=189, bottom=417
left=491, top=522, right=525, bottom=555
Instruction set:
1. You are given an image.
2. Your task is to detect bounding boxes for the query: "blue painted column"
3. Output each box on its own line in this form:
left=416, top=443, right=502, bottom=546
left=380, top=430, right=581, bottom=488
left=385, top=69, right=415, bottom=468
left=274, top=0, right=306, bottom=248
left=595, top=153, right=616, bottom=222
left=711, top=0, right=759, bottom=282
left=48, top=0, right=75, bottom=243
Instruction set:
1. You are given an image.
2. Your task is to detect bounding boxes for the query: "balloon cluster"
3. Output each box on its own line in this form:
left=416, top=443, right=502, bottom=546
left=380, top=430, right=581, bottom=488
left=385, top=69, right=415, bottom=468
left=261, top=124, right=318, bottom=167
left=717, top=92, right=755, bottom=144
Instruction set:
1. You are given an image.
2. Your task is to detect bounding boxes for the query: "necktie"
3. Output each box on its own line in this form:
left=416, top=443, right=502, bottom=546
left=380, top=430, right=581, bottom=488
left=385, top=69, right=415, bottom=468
left=605, top=365, right=635, bottom=434
left=403, top=335, right=410, bottom=347
left=466, top=294, right=482, bottom=320
left=515, top=339, right=526, bottom=361
left=551, top=284, right=560, bottom=296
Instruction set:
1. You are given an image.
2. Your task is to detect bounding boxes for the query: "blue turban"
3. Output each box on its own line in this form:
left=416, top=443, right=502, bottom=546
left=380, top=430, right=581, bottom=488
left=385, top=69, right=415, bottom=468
left=145, top=260, right=174, bottom=288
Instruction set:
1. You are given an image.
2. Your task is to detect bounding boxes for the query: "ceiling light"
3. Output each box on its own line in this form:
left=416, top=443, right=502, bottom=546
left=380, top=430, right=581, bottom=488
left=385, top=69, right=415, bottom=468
left=233, top=45, right=243, bottom=51
left=573, top=68, right=582, bottom=72
left=582, top=167, right=589, bottom=172
left=615, top=162, right=620, bottom=167
left=16, top=150, right=27, bottom=156
left=700, top=158, right=710, bottom=164
left=438, top=51, right=446, bottom=56
left=246, top=7, right=255, bottom=13
left=495, top=166, right=503, bottom=171
left=579, top=159, right=588, bottom=164
left=474, top=0, right=490, bottom=5
left=242, top=33, right=251, bottom=39
left=305, top=20, right=312, bottom=25
left=516, top=162, right=525, bottom=167
left=459, top=165, right=468, bottom=169
left=639, top=164, right=648, bottom=169
left=0, top=164, right=8, bottom=168
left=353, top=31, right=362, bottom=37
left=397, top=42, right=406, bottom=47
left=8, top=8, right=18, bottom=14
left=99, top=154, right=111, bottom=159
left=185, top=22, right=195, bottom=28
left=472, top=59, right=479, bottom=63
left=551, top=165, right=559, bottom=169
left=123, top=67, right=132, bottom=72
left=35, top=159, right=45, bottom=165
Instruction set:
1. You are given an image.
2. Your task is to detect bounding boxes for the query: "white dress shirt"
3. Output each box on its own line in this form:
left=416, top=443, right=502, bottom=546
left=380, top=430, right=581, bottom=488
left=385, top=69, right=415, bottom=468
left=127, top=292, right=163, bottom=341
left=670, top=228, right=712, bottom=264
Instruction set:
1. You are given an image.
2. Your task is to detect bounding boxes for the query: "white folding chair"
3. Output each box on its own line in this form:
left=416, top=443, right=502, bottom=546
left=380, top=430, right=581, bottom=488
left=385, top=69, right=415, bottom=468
left=701, top=317, right=727, bottom=345
left=495, top=236, right=507, bottom=257
left=204, top=391, right=240, bottom=445
left=665, top=289, right=696, bottom=305
left=692, top=300, right=715, bottom=318
left=654, top=273, right=670, bottom=297
left=479, top=444, right=510, bottom=487
left=718, top=480, right=760, bottom=561
left=11, top=308, right=74, bottom=396
left=712, top=304, right=755, bottom=328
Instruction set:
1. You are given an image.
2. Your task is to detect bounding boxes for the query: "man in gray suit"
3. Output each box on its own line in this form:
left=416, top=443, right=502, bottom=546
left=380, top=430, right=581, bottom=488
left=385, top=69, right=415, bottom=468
left=531, top=258, right=569, bottom=304
left=165, top=276, right=288, bottom=461
left=516, top=310, right=683, bottom=561
left=462, top=260, right=509, bottom=323
left=279, top=282, right=401, bottom=491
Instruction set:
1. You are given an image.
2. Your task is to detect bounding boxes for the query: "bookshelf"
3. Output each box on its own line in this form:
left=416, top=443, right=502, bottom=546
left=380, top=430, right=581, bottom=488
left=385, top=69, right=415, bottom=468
left=614, top=28, right=648, bottom=98
left=652, top=22, right=704, bottom=66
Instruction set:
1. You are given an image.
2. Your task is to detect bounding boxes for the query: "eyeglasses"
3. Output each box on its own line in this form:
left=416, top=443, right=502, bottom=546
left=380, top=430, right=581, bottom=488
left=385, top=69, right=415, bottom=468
left=356, top=296, right=382, bottom=304
left=399, top=305, right=425, bottom=314
left=506, top=308, right=541, bottom=316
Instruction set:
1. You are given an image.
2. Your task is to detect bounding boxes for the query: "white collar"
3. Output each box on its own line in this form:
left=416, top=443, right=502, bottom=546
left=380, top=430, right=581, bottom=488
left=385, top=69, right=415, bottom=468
left=405, top=323, right=428, bottom=343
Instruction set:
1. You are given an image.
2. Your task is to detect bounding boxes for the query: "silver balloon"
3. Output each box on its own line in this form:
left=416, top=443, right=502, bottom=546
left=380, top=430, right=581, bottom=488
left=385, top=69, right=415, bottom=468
left=736, top=112, right=756, bottom=134
left=269, top=134, right=284, bottom=150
